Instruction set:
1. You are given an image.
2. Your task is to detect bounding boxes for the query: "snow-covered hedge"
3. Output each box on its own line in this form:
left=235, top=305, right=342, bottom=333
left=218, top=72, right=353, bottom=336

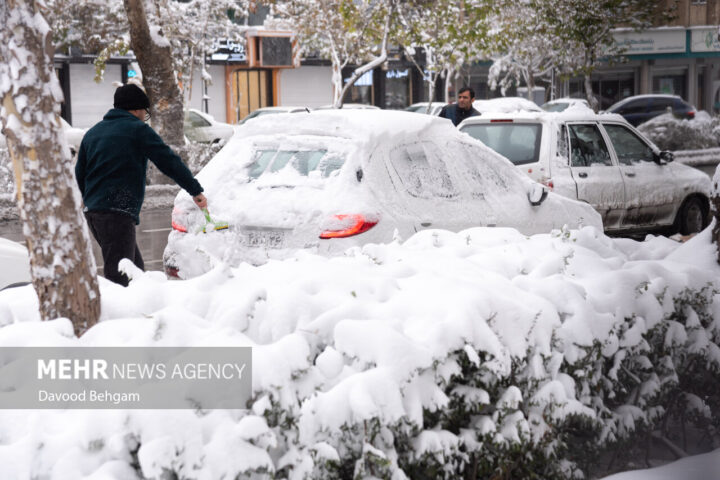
left=638, top=111, right=720, bottom=151
left=0, top=226, right=718, bottom=479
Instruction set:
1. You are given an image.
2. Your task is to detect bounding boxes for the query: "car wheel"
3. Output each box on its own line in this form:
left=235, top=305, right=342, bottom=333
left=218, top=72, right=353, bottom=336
left=674, top=197, right=706, bottom=235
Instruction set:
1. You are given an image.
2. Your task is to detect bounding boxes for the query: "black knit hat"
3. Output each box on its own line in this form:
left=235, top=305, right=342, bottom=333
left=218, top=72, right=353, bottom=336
left=113, top=84, right=150, bottom=110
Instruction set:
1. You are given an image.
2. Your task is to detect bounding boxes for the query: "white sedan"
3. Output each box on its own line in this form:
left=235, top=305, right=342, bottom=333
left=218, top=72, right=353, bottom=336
left=238, top=106, right=311, bottom=125
left=459, top=110, right=711, bottom=235
left=0, top=238, right=31, bottom=290
left=163, top=110, right=600, bottom=279
left=184, top=109, right=235, bottom=144
left=1, top=117, right=86, bottom=156
left=404, top=102, right=445, bottom=116
left=541, top=98, right=591, bottom=112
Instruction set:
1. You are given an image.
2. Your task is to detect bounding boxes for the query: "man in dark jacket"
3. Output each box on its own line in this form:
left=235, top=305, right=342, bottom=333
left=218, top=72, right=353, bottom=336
left=439, top=87, right=480, bottom=126
left=76, top=84, right=208, bottom=286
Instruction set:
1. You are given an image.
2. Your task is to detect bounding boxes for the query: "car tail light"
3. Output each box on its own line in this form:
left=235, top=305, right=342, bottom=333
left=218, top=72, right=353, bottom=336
left=320, top=214, right=378, bottom=239
left=687, top=110, right=695, bottom=119
left=171, top=207, right=188, bottom=233
left=165, top=265, right=180, bottom=278
left=541, top=178, right=554, bottom=190
left=490, top=119, right=513, bottom=123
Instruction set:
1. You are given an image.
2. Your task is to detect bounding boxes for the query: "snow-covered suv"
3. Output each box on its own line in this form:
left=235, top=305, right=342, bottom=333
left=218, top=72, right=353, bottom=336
left=459, top=108, right=711, bottom=235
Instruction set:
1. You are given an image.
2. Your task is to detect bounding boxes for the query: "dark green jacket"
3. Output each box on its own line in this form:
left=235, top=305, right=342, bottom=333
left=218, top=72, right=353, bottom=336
left=76, top=109, right=203, bottom=224
left=438, top=103, right=480, bottom=127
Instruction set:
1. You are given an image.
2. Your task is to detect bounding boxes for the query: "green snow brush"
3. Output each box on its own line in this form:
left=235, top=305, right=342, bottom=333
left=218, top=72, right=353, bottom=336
left=201, top=208, right=229, bottom=233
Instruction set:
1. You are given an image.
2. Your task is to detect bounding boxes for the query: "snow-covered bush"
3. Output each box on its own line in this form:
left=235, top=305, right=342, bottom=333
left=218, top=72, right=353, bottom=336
left=637, top=111, right=720, bottom=151
left=0, top=226, right=718, bottom=479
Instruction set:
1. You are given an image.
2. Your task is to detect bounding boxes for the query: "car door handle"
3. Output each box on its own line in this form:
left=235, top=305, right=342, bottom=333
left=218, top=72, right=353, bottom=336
left=625, top=172, right=636, bottom=177
left=578, top=172, right=588, bottom=178
left=421, top=222, right=432, bottom=227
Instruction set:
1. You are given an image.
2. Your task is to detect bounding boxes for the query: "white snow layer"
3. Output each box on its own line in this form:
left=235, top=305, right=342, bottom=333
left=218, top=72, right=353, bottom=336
left=600, top=448, right=720, bottom=480
left=0, top=223, right=719, bottom=479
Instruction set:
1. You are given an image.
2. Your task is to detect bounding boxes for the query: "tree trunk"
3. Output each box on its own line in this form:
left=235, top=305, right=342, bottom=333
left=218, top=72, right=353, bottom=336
left=584, top=73, right=598, bottom=112
left=0, top=0, right=101, bottom=337
left=335, top=8, right=393, bottom=108
left=525, top=71, right=536, bottom=101
left=427, top=78, right=437, bottom=113
left=123, top=0, right=187, bottom=184
left=712, top=168, right=720, bottom=264
left=583, top=50, right=599, bottom=112
left=330, top=45, right=345, bottom=107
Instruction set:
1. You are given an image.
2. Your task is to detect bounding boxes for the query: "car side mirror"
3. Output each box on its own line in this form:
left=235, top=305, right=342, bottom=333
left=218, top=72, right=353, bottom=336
left=528, top=182, right=548, bottom=206
left=654, top=150, right=674, bottom=164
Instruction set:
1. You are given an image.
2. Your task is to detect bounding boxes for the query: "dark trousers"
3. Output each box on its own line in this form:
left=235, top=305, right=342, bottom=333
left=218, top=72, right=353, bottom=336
left=85, top=211, right=144, bottom=286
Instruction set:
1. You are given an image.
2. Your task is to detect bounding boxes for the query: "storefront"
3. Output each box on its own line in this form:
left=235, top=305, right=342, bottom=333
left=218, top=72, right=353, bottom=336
left=567, top=26, right=720, bottom=112
left=208, top=30, right=296, bottom=123
left=333, top=49, right=443, bottom=109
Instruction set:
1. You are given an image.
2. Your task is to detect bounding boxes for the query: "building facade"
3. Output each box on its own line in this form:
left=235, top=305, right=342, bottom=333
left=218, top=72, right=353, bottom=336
left=56, top=0, right=720, bottom=126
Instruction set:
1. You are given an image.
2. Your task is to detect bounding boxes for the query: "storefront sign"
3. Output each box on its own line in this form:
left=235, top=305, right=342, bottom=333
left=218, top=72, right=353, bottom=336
left=386, top=69, right=409, bottom=79
left=690, top=27, right=720, bottom=52
left=210, top=39, right=247, bottom=63
left=612, top=29, right=686, bottom=54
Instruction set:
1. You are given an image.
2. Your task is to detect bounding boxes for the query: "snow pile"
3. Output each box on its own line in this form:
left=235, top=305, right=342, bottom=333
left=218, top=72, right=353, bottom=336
left=600, top=448, right=720, bottom=480
left=474, top=97, right=543, bottom=114
left=637, top=111, right=720, bottom=151
left=0, top=225, right=719, bottom=479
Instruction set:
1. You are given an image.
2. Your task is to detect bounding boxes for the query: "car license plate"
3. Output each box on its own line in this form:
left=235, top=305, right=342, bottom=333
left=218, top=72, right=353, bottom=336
left=241, top=229, right=286, bottom=248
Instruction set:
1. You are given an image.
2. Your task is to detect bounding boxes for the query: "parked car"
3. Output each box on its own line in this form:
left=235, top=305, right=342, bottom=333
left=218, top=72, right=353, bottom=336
left=238, top=106, right=311, bottom=126
left=1, top=118, right=86, bottom=156
left=184, top=109, right=235, bottom=143
left=0, top=238, right=31, bottom=290
left=541, top=98, right=591, bottom=112
left=404, top=102, right=446, bottom=115
left=60, top=118, right=87, bottom=155
left=163, top=110, right=600, bottom=279
left=474, top=97, right=543, bottom=114
left=315, top=104, right=381, bottom=110
left=605, top=94, right=696, bottom=126
left=458, top=109, right=711, bottom=235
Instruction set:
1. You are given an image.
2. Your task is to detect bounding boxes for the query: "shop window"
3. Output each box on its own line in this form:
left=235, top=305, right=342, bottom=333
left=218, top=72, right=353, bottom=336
left=570, top=76, right=634, bottom=110
left=343, top=70, right=373, bottom=105
left=652, top=73, right=686, bottom=98
left=385, top=69, right=410, bottom=109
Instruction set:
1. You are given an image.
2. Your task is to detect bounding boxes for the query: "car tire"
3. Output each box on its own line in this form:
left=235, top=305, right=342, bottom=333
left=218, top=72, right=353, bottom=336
left=674, top=196, right=707, bottom=235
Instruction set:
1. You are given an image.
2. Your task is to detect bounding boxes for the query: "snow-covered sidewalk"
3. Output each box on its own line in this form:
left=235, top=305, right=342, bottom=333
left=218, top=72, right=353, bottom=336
left=0, top=225, right=718, bottom=479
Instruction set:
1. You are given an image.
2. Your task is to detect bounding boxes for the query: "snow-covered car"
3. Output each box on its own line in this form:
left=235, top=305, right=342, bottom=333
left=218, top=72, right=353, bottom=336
left=404, top=102, right=445, bottom=115
left=315, top=104, right=381, bottom=110
left=238, top=106, right=311, bottom=126
left=458, top=109, right=711, bottom=235
left=163, top=110, right=600, bottom=279
left=541, top=98, right=591, bottom=112
left=474, top=97, right=542, bottom=114
left=0, top=238, right=31, bottom=290
left=184, top=109, right=235, bottom=143
left=1, top=118, right=86, bottom=155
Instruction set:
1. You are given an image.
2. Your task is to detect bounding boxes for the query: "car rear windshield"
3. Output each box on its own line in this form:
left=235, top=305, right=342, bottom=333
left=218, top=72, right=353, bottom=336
left=461, top=123, right=542, bottom=165
left=247, top=149, right=346, bottom=179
